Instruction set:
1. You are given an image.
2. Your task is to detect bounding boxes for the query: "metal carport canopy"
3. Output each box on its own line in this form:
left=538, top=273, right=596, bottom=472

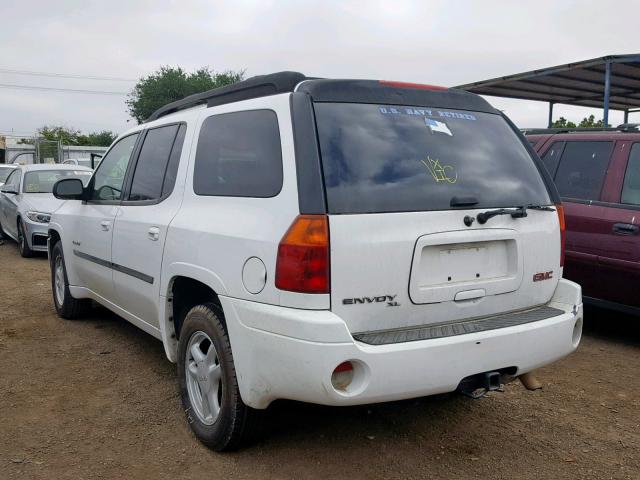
left=455, top=54, right=640, bottom=127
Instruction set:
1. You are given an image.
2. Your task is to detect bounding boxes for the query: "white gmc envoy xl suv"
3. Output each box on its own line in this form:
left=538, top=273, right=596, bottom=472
left=48, top=72, right=583, bottom=450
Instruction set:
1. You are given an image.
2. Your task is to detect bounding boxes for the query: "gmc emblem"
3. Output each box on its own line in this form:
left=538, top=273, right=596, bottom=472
left=533, top=271, right=553, bottom=282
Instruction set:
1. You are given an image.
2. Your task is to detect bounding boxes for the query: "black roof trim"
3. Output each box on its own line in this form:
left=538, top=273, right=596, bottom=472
left=298, top=79, right=498, bottom=113
left=522, top=123, right=640, bottom=135
left=146, top=71, right=307, bottom=122
left=146, top=72, right=501, bottom=122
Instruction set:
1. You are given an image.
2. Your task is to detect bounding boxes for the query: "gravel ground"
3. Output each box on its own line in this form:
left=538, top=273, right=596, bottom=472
left=0, top=242, right=639, bottom=480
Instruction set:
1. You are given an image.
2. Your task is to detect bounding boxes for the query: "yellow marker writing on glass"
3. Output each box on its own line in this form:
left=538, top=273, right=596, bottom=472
left=420, top=156, right=458, bottom=184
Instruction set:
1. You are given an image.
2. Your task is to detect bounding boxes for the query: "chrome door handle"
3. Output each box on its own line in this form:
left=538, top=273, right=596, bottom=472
left=148, top=227, right=160, bottom=241
left=100, top=220, right=111, bottom=231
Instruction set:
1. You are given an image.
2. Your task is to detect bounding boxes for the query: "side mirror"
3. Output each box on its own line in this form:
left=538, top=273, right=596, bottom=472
left=0, top=185, right=18, bottom=195
left=53, top=178, right=85, bottom=200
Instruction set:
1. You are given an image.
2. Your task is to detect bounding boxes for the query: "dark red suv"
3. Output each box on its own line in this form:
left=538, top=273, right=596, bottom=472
left=527, top=125, right=640, bottom=314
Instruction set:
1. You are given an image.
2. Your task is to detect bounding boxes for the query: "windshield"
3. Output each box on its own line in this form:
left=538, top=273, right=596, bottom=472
left=314, top=103, right=551, bottom=214
left=0, top=166, right=14, bottom=183
left=23, top=170, right=92, bottom=193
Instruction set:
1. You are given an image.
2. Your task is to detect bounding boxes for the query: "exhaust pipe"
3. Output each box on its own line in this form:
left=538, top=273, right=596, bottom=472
left=519, top=372, right=542, bottom=391
left=457, top=371, right=503, bottom=399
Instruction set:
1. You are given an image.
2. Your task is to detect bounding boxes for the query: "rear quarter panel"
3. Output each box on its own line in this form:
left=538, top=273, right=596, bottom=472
left=161, top=94, right=330, bottom=310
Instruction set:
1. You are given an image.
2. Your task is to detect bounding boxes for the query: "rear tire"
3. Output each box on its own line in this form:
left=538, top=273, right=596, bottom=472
left=17, top=220, right=34, bottom=258
left=51, top=240, right=91, bottom=319
left=177, top=303, right=263, bottom=451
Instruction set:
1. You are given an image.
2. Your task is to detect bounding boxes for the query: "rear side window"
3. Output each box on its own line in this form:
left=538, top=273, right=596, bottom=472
left=621, top=143, right=640, bottom=205
left=540, top=141, right=565, bottom=178
left=193, top=110, right=282, bottom=197
left=161, top=124, right=187, bottom=197
left=314, top=103, right=551, bottom=214
left=554, top=141, right=613, bottom=201
left=128, top=124, right=182, bottom=201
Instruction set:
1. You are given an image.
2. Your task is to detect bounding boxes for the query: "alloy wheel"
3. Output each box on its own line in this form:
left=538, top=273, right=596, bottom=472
left=185, top=330, right=223, bottom=425
left=54, top=255, right=65, bottom=306
left=18, top=224, right=24, bottom=254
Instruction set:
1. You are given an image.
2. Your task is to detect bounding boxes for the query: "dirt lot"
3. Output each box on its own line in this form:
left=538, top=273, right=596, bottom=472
left=0, top=243, right=639, bottom=480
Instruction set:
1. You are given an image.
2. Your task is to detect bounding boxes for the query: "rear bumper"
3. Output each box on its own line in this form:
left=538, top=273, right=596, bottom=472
left=221, top=279, right=582, bottom=409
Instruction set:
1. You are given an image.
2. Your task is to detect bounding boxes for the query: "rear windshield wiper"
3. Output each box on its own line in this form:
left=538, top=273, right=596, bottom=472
left=477, top=204, right=555, bottom=224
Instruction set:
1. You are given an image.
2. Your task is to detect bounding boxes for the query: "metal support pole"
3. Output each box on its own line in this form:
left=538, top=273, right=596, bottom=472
left=624, top=110, right=629, bottom=124
left=604, top=61, right=611, bottom=127
left=547, top=102, right=554, bottom=128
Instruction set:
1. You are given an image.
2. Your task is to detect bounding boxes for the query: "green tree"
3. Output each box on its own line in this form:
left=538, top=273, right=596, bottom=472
left=19, top=126, right=116, bottom=146
left=552, top=115, right=607, bottom=129
left=551, top=117, right=577, bottom=128
left=578, top=114, right=606, bottom=128
left=126, top=66, right=244, bottom=123
left=77, top=130, right=117, bottom=146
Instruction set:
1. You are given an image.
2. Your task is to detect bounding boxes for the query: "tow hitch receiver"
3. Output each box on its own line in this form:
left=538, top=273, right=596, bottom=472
left=457, top=371, right=503, bottom=399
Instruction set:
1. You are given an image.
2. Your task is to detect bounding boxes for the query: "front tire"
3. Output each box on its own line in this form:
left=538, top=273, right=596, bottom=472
left=177, top=303, right=262, bottom=451
left=17, top=220, right=34, bottom=258
left=51, top=240, right=91, bottom=319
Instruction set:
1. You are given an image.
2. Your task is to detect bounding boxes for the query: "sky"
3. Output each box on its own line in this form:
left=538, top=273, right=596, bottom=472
left=0, top=0, right=638, bottom=140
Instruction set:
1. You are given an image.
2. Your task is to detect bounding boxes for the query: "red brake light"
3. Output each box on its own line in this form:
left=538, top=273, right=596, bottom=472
left=379, top=80, right=448, bottom=91
left=275, top=215, right=330, bottom=294
left=556, top=204, right=565, bottom=267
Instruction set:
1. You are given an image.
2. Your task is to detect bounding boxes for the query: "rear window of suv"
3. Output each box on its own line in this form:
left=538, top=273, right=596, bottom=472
left=314, top=103, right=551, bottom=214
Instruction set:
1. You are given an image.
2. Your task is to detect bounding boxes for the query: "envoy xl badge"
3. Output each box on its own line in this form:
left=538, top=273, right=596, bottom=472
left=343, top=295, right=399, bottom=307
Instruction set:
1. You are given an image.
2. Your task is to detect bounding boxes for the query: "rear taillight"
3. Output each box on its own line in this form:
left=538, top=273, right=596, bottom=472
left=556, top=203, right=565, bottom=267
left=275, top=215, right=330, bottom=294
left=379, top=80, right=448, bottom=91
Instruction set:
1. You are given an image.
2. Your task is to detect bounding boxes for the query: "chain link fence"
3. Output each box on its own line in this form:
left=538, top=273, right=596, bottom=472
left=35, top=138, right=61, bottom=163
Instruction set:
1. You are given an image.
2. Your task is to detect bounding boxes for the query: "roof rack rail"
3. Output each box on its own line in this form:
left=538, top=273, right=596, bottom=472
left=145, top=71, right=308, bottom=122
left=521, top=123, right=640, bottom=135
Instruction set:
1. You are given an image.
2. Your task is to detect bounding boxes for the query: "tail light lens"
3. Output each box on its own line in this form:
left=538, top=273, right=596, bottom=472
left=556, top=203, right=565, bottom=267
left=275, top=215, right=330, bottom=294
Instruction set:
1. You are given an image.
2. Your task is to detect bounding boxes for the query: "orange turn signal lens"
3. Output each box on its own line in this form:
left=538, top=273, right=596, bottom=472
left=275, top=215, right=330, bottom=294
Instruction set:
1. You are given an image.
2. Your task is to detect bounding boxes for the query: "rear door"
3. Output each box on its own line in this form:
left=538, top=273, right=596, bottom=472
left=548, top=139, right=615, bottom=298
left=111, top=123, right=187, bottom=328
left=596, top=141, right=640, bottom=307
left=314, top=103, right=560, bottom=334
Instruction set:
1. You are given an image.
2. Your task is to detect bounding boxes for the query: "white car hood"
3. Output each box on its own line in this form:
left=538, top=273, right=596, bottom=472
left=21, top=193, right=66, bottom=214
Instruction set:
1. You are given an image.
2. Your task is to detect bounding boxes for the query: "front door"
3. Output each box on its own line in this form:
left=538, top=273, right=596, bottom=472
left=67, top=133, right=140, bottom=300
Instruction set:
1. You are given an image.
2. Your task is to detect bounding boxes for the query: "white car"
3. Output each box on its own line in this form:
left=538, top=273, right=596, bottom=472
left=0, top=164, right=18, bottom=186
left=0, top=164, right=92, bottom=256
left=63, top=158, right=101, bottom=169
left=48, top=72, right=583, bottom=450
